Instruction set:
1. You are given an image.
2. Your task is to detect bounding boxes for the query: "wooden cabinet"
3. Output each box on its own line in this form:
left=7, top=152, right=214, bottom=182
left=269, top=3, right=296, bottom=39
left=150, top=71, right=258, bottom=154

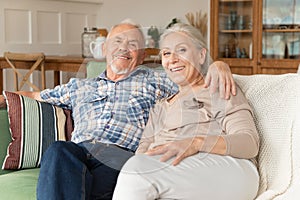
left=210, top=0, right=300, bottom=75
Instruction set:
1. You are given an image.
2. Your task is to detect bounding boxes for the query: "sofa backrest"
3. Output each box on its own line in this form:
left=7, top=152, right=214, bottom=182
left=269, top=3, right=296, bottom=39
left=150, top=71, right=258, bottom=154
left=0, top=108, right=14, bottom=175
left=86, top=61, right=107, bottom=78
left=234, top=73, right=300, bottom=199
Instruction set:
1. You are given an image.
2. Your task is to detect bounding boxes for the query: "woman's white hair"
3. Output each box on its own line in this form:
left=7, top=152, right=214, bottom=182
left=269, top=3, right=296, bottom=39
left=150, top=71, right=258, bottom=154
left=159, top=23, right=212, bottom=75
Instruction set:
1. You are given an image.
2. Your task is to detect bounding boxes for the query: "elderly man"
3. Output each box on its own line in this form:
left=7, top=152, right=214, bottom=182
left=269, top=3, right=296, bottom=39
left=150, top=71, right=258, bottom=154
left=0, top=20, right=236, bottom=200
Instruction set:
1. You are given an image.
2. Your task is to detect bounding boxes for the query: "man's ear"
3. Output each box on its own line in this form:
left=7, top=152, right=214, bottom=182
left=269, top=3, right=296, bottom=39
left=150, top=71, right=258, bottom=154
left=199, top=48, right=207, bottom=65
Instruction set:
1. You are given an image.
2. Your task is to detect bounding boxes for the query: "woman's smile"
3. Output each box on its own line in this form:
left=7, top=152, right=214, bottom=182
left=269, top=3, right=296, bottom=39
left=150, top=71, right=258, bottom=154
left=169, top=66, right=185, bottom=72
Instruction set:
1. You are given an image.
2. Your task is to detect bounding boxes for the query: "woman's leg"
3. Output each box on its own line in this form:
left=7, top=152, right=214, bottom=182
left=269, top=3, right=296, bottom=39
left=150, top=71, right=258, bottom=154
left=36, top=141, right=92, bottom=200
left=113, top=153, right=259, bottom=200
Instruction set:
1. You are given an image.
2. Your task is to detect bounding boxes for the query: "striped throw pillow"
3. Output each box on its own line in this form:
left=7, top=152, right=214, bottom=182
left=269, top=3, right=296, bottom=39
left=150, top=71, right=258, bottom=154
left=2, top=91, right=67, bottom=170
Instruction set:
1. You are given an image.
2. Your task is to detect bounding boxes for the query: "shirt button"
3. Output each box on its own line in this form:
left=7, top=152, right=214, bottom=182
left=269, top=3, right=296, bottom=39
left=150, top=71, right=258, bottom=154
left=115, top=97, right=119, bottom=100
left=105, top=125, right=110, bottom=129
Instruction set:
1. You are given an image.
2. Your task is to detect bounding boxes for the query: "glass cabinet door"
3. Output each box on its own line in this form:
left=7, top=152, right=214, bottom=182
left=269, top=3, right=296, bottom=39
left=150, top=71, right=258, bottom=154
left=211, top=0, right=299, bottom=75
left=262, top=0, right=300, bottom=59
left=217, top=0, right=253, bottom=59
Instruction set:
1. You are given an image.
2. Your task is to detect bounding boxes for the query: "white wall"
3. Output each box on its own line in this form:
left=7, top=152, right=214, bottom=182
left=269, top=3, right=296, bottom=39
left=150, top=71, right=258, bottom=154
left=0, top=0, right=102, bottom=90
left=98, top=0, right=209, bottom=34
left=0, top=0, right=210, bottom=55
left=0, top=0, right=210, bottom=90
left=0, top=0, right=102, bottom=56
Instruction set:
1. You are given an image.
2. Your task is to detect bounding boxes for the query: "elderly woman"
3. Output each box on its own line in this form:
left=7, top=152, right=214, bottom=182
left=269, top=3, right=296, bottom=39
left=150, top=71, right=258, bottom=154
left=112, top=23, right=259, bottom=200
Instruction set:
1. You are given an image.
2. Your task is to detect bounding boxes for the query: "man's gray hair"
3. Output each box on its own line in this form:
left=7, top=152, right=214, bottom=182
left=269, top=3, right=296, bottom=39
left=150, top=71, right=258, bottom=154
left=108, top=18, right=145, bottom=46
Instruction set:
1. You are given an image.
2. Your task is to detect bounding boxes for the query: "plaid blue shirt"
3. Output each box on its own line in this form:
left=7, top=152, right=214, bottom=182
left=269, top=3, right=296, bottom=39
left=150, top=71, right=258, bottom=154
left=40, top=67, right=178, bottom=151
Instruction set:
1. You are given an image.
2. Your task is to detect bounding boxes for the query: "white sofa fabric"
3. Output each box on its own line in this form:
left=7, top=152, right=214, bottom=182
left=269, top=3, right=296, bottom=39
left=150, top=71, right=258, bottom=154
left=85, top=63, right=300, bottom=199
left=234, top=73, right=300, bottom=200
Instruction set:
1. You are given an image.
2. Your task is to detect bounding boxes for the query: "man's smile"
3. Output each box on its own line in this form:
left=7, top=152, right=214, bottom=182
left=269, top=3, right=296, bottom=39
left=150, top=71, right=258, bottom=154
left=114, top=53, right=132, bottom=60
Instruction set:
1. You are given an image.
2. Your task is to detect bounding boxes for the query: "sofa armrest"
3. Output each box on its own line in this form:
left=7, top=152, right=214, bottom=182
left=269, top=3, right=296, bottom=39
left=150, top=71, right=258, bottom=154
left=0, top=108, right=14, bottom=175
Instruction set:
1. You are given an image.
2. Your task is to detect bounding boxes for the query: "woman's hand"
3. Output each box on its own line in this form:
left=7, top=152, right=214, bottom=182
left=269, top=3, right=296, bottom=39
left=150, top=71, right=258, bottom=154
left=0, top=95, right=6, bottom=108
left=145, top=137, right=202, bottom=166
left=204, top=61, right=236, bottom=99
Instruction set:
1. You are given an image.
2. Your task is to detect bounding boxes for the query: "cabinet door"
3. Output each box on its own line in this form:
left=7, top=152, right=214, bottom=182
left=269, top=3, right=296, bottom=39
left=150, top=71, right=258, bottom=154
left=259, top=0, right=300, bottom=74
left=210, top=0, right=258, bottom=75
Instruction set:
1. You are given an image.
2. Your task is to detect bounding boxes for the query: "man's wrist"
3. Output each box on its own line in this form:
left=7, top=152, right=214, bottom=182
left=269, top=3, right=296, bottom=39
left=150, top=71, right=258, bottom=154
left=0, top=95, right=7, bottom=108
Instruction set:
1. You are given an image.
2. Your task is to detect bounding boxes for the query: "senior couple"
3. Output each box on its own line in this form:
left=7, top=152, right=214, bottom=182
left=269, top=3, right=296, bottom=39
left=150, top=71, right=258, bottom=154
left=0, top=19, right=259, bottom=200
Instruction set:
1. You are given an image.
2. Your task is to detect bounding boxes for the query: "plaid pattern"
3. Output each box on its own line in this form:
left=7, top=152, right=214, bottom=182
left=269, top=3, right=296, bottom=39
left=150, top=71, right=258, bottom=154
left=41, top=67, right=177, bottom=151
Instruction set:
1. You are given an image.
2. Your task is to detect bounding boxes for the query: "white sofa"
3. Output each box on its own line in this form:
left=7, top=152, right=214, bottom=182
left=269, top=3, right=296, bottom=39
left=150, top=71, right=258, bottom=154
left=234, top=73, right=300, bottom=200
left=86, top=62, right=300, bottom=199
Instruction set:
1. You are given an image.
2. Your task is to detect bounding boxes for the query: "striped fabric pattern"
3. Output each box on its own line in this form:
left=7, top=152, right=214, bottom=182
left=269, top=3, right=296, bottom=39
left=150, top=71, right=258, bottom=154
left=2, top=91, right=67, bottom=170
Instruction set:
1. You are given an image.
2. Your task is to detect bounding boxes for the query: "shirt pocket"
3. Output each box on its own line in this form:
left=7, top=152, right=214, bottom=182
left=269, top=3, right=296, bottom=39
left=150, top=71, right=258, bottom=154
left=175, top=97, right=212, bottom=126
left=79, top=93, right=107, bottom=116
left=126, top=92, right=152, bottom=129
left=81, top=93, right=107, bottom=103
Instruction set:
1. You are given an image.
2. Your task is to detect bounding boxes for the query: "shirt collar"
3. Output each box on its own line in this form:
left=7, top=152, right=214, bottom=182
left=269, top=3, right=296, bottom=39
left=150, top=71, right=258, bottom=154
left=95, top=65, right=148, bottom=82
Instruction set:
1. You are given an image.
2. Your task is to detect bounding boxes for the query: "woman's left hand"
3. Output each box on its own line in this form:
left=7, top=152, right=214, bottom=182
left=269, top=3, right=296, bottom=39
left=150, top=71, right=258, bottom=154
left=145, top=137, right=202, bottom=166
left=204, top=61, right=236, bottom=99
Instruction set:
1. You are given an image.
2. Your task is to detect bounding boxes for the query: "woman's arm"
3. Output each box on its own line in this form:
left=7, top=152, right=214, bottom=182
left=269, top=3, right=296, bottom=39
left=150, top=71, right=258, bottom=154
left=217, top=108, right=259, bottom=159
left=146, top=88, right=259, bottom=165
left=145, top=135, right=226, bottom=166
left=136, top=107, right=157, bottom=154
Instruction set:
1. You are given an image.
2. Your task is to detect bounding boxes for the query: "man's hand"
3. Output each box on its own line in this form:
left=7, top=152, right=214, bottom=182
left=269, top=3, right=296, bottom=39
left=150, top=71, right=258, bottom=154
left=204, top=61, right=236, bottom=99
left=145, top=137, right=202, bottom=166
left=0, top=95, right=6, bottom=108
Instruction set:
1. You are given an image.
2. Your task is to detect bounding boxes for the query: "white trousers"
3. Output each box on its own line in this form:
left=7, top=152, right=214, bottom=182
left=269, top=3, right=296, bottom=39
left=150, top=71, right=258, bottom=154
left=113, top=153, right=259, bottom=200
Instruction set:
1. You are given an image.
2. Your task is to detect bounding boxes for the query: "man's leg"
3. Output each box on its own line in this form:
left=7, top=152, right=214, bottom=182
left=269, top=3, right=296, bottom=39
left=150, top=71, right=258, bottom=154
left=83, top=143, right=134, bottom=200
left=37, top=141, right=92, bottom=200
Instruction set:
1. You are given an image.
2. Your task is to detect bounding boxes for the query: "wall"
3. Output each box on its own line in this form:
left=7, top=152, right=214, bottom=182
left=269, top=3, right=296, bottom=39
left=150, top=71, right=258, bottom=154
left=0, top=0, right=210, bottom=55
left=0, top=0, right=102, bottom=90
left=0, top=0, right=102, bottom=56
left=0, top=0, right=209, bottom=90
left=98, top=0, right=209, bottom=36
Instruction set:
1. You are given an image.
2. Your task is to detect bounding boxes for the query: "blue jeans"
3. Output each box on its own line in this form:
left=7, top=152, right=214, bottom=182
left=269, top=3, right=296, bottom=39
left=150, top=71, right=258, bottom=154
left=36, top=141, right=134, bottom=200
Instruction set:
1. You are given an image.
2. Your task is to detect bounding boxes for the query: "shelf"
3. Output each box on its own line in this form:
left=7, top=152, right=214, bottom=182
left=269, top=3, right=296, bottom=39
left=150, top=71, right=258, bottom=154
left=219, top=58, right=252, bottom=61
left=219, top=0, right=252, bottom=2
left=220, top=29, right=252, bottom=33
left=39, top=0, right=103, bottom=4
left=263, top=29, right=300, bottom=33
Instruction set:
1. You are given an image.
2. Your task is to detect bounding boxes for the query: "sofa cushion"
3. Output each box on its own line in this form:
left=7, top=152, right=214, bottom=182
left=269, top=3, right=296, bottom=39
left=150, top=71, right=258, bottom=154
left=0, top=168, right=39, bottom=200
left=234, top=73, right=300, bottom=199
left=0, top=108, right=14, bottom=175
left=2, top=91, right=69, bottom=170
left=86, top=61, right=107, bottom=78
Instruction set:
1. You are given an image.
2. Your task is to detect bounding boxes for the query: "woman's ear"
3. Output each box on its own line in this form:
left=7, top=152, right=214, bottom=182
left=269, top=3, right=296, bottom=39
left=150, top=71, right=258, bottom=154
left=141, top=49, right=146, bottom=64
left=102, top=42, right=107, bottom=57
left=199, top=48, right=207, bottom=65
